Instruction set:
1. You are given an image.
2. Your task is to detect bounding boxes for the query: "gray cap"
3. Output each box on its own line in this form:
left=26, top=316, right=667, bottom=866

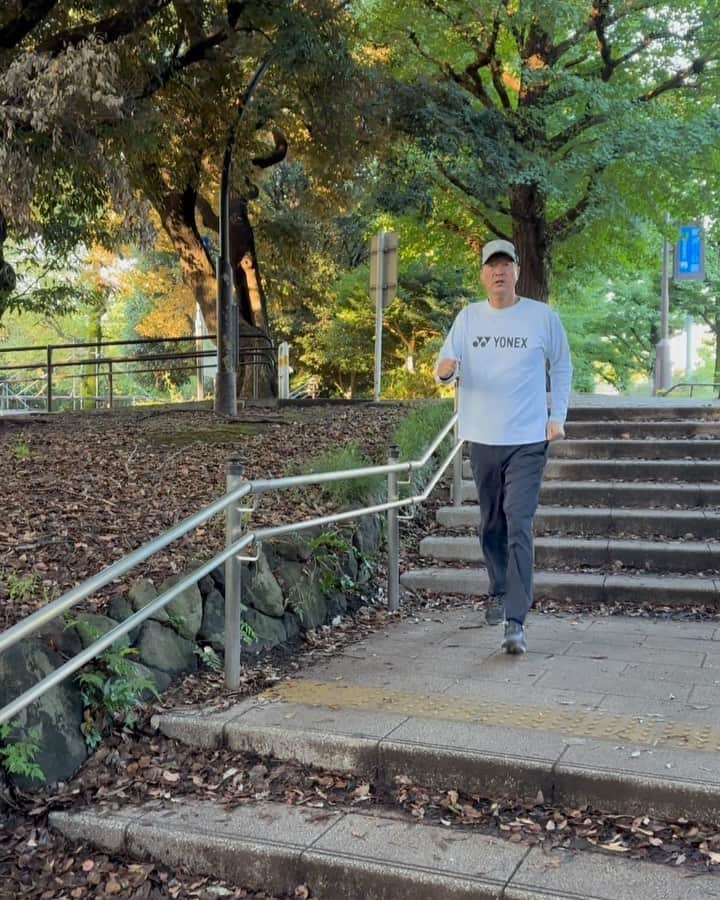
left=482, top=239, right=517, bottom=264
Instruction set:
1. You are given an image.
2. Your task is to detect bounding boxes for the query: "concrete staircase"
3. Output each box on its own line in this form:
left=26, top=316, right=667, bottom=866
left=403, top=403, right=720, bottom=611
left=50, top=401, right=720, bottom=899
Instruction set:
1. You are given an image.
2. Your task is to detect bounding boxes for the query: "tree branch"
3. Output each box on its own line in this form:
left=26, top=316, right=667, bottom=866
left=0, top=0, right=60, bottom=50
left=641, top=56, right=718, bottom=101
left=140, top=27, right=230, bottom=98
left=548, top=167, right=604, bottom=241
left=547, top=0, right=660, bottom=67
left=37, top=0, right=171, bottom=54
left=195, top=195, right=219, bottom=232
left=549, top=114, right=609, bottom=150
left=251, top=127, right=288, bottom=169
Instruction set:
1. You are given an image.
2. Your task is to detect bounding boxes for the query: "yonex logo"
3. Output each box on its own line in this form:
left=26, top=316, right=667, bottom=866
left=473, top=335, right=529, bottom=349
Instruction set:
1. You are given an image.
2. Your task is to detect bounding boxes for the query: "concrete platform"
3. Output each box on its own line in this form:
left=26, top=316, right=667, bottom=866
left=151, top=610, right=720, bottom=823
left=565, top=421, right=720, bottom=439
left=50, top=797, right=720, bottom=900
left=418, top=535, right=720, bottom=574
left=462, top=458, right=720, bottom=483
left=550, top=438, right=720, bottom=460
left=400, top=567, right=720, bottom=607
left=461, top=479, right=720, bottom=508
left=436, top=505, right=720, bottom=539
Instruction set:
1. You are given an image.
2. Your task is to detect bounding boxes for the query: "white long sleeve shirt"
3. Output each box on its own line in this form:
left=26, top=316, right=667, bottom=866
left=438, top=297, right=572, bottom=445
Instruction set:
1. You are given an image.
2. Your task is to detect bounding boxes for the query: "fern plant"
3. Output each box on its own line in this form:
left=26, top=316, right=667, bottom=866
left=0, top=722, right=44, bottom=781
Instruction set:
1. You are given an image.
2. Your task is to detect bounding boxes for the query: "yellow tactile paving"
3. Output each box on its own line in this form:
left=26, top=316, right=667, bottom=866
left=261, top=679, right=720, bottom=753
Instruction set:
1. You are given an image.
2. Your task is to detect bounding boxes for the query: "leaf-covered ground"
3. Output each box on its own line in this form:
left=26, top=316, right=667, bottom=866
left=3, top=597, right=720, bottom=898
left=0, top=402, right=407, bottom=630
left=2, top=402, right=720, bottom=896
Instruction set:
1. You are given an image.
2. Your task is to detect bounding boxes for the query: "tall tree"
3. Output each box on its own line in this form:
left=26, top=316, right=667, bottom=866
left=362, top=0, right=720, bottom=299
left=0, top=2, right=384, bottom=397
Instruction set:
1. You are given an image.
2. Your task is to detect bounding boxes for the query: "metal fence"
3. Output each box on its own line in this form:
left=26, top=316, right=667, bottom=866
left=0, top=404, right=463, bottom=725
left=659, top=382, right=720, bottom=398
left=0, top=334, right=276, bottom=412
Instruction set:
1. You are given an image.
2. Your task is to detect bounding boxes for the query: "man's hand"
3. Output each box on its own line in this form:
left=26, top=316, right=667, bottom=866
left=546, top=419, right=565, bottom=442
left=436, top=358, right=458, bottom=381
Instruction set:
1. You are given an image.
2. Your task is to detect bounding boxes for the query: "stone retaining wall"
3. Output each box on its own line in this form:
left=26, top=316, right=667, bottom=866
left=0, top=515, right=383, bottom=789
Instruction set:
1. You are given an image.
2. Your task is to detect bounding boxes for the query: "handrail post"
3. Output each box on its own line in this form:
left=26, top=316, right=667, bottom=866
left=46, top=345, right=53, bottom=413
left=452, top=380, right=463, bottom=507
left=108, top=360, right=114, bottom=409
left=387, top=444, right=400, bottom=612
left=224, top=455, right=246, bottom=690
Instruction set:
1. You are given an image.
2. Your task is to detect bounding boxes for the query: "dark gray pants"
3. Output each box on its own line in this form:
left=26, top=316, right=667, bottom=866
left=469, top=441, right=548, bottom=624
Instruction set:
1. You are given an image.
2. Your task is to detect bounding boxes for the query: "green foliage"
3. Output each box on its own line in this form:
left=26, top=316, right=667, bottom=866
left=292, top=444, right=384, bottom=505
left=12, top=439, right=30, bottom=460
left=307, top=529, right=358, bottom=592
left=194, top=645, right=224, bottom=672
left=3, top=571, right=46, bottom=605
left=75, top=644, right=158, bottom=750
left=0, top=722, right=44, bottom=782
left=390, top=399, right=454, bottom=489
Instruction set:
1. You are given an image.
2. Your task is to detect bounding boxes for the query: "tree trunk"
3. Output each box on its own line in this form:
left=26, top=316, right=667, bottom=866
left=148, top=176, right=276, bottom=399
left=0, top=208, right=17, bottom=319
left=229, top=198, right=276, bottom=399
left=510, top=183, right=550, bottom=302
left=151, top=183, right=218, bottom=332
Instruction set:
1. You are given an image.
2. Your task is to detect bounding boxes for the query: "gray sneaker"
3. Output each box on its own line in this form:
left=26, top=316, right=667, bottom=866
left=501, top=620, right=527, bottom=655
left=485, top=595, right=505, bottom=626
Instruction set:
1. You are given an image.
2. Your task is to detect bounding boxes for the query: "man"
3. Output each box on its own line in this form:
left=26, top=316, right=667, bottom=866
left=437, top=239, right=572, bottom=655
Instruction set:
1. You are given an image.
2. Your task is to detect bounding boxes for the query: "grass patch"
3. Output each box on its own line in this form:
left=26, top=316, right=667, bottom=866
left=389, top=399, right=454, bottom=490
left=149, top=424, right=269, bottom=446
left=291, top=444, right=384, bottom=505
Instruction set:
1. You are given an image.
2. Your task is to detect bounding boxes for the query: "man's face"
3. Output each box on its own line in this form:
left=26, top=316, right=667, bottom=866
left=481, top=254, right=519, bottom=301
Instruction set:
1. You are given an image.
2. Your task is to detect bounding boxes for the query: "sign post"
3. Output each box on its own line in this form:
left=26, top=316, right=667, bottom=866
left=653, top=229, right=672, bottom=394
left=370, top=231, right=399, bottom=401
left=277, top=341, right=290, bottom=399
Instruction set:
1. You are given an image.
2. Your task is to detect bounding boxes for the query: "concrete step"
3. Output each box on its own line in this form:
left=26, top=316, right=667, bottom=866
left=461, top=479, right=720, bottom=508
left=400, top=567, right=719, bottom=607
left=566, top=403, right=720, bottom=422
left=566, top=421, right=720, bottom=439
left=148, top=641, right=720, bottom=825
left=436, top=505, right=720, bottom=539
left=418, top=535, right=720, bottom=574
left=49, top=794, right=715, bottom=900
left=462, top=458, right=720, bottom=482
left=550, top=438, right=720, bottom=460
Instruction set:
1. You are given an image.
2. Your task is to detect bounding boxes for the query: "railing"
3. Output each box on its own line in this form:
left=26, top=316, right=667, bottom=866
left=0, top=405, right=463, bottom=724
left=659, top=382, right=720, bottom=399
left=0, top=334, right=277, bottom=412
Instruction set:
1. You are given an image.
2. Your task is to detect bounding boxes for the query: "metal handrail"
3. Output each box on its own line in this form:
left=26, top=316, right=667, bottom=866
left=659, top=382, right=720, bottom=398
left=0, top=409, right=461, bottom=725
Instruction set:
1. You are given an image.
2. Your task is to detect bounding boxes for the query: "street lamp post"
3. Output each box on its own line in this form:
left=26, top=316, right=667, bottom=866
left=214, top=58, right=272, bottom=416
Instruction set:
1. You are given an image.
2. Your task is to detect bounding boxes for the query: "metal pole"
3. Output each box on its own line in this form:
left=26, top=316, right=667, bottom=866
left=452, top=380, right=463, bottom=507
left=46, top=346, right=52, bottom=413
left=214, top=145, right=237, bottom=416
left=387, top=444, right=400, bottom=611
left=213, top=58, right=271, bottom=417
left=685, top=314, right=693, bottom=380
left=373, top=232, right=385, bottom=402
left=224, top=455, right=246, bottom=690
left=195, top=305, right=205, bottom=402
left=108, top=360, right=113, bottom=409
left=654, top=221, right=672, bottom=393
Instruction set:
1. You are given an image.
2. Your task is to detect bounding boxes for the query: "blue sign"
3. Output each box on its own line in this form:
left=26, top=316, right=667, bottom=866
left=674, top=224, right=705, bottom=281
